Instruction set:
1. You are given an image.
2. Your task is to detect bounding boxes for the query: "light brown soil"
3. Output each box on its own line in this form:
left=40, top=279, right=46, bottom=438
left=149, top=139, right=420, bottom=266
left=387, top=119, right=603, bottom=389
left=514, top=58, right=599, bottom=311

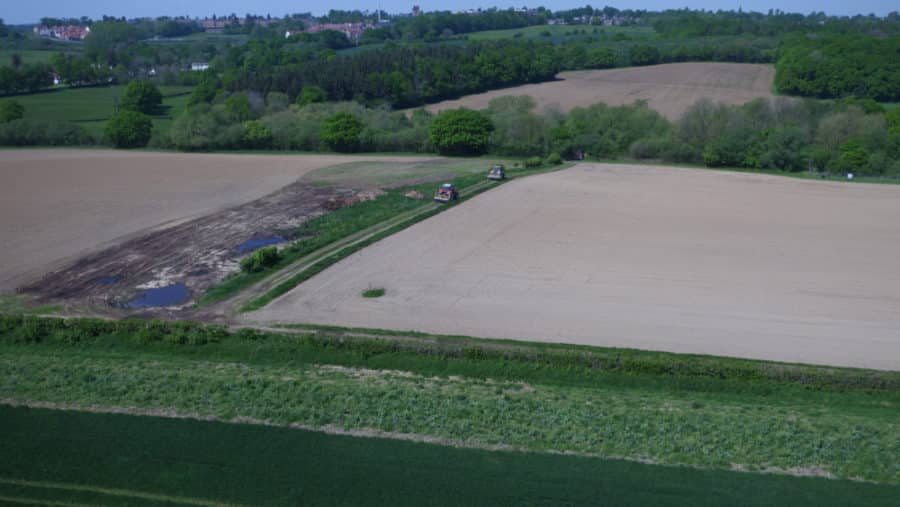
left=0, top=149, right=434, bottom=292
left=423, top=63, right=776, bottom=119
left=249, top=164, right=900, bottom=370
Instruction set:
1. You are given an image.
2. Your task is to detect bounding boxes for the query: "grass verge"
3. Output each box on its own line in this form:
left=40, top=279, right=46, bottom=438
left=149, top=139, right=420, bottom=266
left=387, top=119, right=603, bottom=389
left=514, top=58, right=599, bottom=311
left=0, top=316, right=897, bottom=484
left=4, top=406, right=897, bottom=506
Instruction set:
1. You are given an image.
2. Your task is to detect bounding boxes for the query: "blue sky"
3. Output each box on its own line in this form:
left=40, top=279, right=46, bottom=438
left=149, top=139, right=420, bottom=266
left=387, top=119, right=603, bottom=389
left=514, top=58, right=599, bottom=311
left=4, top=1, right=896, bottom=24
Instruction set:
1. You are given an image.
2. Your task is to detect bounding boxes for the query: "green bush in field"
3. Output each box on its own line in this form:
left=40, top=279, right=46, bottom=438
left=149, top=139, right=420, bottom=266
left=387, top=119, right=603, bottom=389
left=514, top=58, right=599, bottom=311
left=0, top=99, right=24, bottom=122
left=429, top=108, right=493, bottom=156
left=242, top=120, right=273, bottom=149
left=321, top=112, right=363, bottom=152
left=524, top=156, right=543, bottom=168
left=545, top=152, right=563, bottom=165
left=104, top=110, right=153, bottom=148
left=119, top=80, right=162, bottom=115
left=240, top=246, right=281, bottom=273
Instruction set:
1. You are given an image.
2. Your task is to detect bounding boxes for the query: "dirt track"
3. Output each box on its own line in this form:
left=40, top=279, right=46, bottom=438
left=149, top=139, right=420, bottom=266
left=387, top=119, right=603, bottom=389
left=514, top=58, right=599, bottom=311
left=0, top=150, right=433, bottom=292
left=423, top=63, right=776, bottom=119
left=249, top=164, right=900, bottom=370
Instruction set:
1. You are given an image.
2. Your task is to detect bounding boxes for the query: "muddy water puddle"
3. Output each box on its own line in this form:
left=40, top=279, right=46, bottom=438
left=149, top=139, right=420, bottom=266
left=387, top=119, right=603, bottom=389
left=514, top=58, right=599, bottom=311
left=235, top=236, right=287, bottom=254
left=125, top=283, right=190, bottom=309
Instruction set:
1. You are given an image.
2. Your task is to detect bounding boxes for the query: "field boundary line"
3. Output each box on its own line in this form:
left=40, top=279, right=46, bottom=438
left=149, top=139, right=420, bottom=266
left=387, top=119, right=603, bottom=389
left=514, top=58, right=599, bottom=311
left=0, top=477, right=248, bottom=507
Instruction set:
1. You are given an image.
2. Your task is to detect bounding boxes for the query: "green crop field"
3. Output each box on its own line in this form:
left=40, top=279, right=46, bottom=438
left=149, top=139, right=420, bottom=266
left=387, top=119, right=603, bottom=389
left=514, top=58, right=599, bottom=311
left=1, top=316, right=897, bottom=489
left=1, top=406, right=896, bottom=506
left=13, top=84, right=193, bottom=136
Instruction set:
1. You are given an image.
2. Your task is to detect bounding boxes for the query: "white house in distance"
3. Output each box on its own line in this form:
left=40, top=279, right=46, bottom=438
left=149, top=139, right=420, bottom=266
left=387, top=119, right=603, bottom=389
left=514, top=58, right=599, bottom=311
left=191, top=62, right=210, bottom=71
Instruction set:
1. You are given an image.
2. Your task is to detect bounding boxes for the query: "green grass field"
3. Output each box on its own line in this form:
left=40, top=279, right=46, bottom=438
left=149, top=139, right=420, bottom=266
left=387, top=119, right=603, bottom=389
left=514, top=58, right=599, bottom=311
left=14, top=85, right=193, bottom=136
left=0, top=49, right=62, bottom=66
left=2, top=406, right=896, bottom=506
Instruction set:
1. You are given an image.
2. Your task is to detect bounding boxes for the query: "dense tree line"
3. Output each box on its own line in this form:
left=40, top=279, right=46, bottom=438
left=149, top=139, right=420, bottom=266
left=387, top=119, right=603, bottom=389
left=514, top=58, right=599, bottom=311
left=135, top=90, right=899, bottom=177
left=0, top=63, right=54, bottom=94
left=775, top=34, right=900, bottom=101
left=220, top=42, right=560, bottom=109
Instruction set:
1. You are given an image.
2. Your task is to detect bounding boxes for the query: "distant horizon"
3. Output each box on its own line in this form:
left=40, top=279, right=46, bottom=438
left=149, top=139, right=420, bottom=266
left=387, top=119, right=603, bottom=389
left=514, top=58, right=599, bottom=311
left=3, top=1, right=897, bottom=25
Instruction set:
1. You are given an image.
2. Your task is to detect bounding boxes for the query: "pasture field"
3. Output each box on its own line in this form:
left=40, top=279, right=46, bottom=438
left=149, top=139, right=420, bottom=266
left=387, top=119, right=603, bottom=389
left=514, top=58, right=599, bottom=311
left=421, top=62, right=776, bottom=119
left=250, top=163, right=900, bottom=370
left=0, top=49, right=60, bottom=65
left=0, top=150, right=437, bottom=292
left=3, top=406, right=896, bottom=506
left=0, top=316, right=898, bottom=487
left=12, top=84, right=192, bottom=136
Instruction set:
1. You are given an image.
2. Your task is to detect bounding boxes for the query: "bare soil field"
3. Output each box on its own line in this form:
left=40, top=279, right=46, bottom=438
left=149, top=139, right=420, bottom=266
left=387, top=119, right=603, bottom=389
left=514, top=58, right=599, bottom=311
left=0, top=150, right=435, bottom=293
left=422, top=63, right=776, bottom=119
left=249, top=164, right=900, bottom=370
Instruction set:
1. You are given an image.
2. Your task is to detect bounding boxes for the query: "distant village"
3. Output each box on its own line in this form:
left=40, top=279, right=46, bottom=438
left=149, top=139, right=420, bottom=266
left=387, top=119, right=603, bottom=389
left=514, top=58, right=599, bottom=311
left=31, top=6, right=635, bottom=43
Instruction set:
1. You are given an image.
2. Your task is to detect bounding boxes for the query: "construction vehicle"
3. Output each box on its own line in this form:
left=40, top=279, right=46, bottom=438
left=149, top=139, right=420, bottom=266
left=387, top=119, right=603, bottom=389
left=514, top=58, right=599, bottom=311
left=433, top=183, right=458, bottom=203
left=487, top=164, right=506, bottom=180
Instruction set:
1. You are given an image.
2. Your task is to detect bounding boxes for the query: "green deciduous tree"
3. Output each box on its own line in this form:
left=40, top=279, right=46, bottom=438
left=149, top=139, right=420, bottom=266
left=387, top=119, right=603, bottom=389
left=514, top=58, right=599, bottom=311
left=119, top=80, right=163, bottom=115
left=242, top=120, right=273, bottom=149
left=321, top=112, right=363, bottom=152
left=296, top=86, right=327, bottom=107
left=429, top=109, right=494, bottom=156
left=104, top=110, right=153, bottom=148
left=225, top=93, right=254, bottom=122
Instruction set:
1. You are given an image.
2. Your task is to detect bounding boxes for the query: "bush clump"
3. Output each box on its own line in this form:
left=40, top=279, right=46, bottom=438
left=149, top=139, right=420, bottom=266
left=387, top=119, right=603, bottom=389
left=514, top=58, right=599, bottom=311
left=524, top=156, right=543, bottom=168
left=104, top=110, right=153, bottom=148
left=545, top=152, right=562, bottom=165
left=240, top=246, right=281, bottom=273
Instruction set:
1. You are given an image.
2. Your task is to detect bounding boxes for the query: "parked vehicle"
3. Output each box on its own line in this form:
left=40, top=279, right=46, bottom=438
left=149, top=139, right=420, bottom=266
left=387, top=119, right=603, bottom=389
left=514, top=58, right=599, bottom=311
left=433, top=183, right=459, bottom=203
left=488, top=164, right=506, bottom=180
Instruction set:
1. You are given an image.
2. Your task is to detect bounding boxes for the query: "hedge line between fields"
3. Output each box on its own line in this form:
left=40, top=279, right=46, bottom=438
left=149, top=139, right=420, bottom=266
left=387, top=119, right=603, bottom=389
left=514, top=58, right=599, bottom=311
left=2, top=315, right=897, bottom=396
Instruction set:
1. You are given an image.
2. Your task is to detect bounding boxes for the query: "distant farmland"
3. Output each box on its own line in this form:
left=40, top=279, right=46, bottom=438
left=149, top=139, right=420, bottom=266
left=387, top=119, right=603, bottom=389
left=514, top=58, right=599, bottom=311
left=13, top=85, right=192, bottom=135
left=422, top=62, right=776, bottom=120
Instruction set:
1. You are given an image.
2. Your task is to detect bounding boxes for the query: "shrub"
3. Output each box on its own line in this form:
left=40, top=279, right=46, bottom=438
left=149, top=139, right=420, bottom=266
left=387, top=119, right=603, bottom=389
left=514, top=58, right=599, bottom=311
left=104, top=110, right=153, bottom=148
left=296, top=85, right=327, bottom=107
left=429, top=109, right=493, bottom=156
left=524, top=156, right=543, bottom=168
left=119, top=80, right=162, bottom=115
left=0, top=119, right=93, bottom=146
left=242, top=120, right=273, bottom=149
left=629, top=138, right=666, bottom=159
left=240, top=246, right=281, bottom=273
left=0, top=99, right=24, bottom=122
left=362, top=287, right=386, bottom=298
left=545, top=152, right=563, bottom=165
left=225, top=93, right=254, bottom=122
left=321, top=112, right=364, bottom=152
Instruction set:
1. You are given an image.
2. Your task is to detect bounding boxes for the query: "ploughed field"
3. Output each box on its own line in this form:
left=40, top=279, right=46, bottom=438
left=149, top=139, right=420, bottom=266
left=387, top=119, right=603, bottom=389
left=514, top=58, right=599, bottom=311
left=0, top=150, right=435, bottom=292
left=249, top=164, right=900, bottom=370
left=423, top=62, right=776, bottom=119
